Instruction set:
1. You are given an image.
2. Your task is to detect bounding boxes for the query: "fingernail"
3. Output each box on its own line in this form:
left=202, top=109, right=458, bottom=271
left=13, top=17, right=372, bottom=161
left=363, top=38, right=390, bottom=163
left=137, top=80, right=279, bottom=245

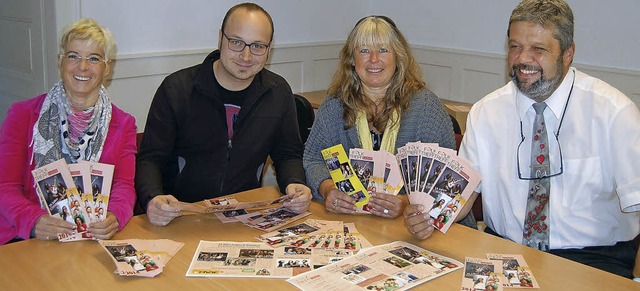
left=418, top=205, right=424, bottom=212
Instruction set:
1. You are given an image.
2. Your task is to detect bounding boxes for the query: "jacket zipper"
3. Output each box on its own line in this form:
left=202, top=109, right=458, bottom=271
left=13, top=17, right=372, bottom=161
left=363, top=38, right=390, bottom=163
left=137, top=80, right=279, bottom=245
left=218, top=139, right=232, bottom=195
left=215, top=86, right=267, bottom=195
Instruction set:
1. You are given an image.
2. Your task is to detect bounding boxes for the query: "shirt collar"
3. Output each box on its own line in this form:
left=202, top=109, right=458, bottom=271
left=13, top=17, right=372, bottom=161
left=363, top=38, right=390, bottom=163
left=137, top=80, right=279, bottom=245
left=516, top=67, right=575, bottom=119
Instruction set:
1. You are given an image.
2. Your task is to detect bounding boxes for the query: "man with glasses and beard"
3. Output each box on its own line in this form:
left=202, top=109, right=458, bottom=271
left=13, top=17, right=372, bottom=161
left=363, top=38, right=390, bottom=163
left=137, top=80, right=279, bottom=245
left=136, top=3, right=311, bottom=227
left=456, top=0, right=639, bottom=278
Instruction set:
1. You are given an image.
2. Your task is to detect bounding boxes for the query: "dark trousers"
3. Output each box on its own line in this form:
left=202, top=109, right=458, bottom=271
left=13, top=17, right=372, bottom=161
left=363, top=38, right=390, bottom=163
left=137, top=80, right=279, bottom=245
left=484, top=226, right=637, bottom=279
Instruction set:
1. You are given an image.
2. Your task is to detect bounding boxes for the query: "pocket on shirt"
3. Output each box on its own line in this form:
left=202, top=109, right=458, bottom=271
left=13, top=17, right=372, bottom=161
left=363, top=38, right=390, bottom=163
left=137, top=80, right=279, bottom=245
left=561, top=156, right=602, bottom=209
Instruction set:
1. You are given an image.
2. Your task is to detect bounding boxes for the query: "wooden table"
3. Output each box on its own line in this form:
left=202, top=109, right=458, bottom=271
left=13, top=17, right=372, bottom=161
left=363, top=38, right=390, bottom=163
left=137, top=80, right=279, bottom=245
left=0, top=186, right=637, bottom=290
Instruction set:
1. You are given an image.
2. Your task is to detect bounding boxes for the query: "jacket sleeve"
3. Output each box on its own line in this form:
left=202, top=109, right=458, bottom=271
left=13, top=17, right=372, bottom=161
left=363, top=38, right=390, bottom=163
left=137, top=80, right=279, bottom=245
left=303, top=98, right=339, bottom=200
left=135, top=79, right=179, bottom=212
left=270, top=86, right=307, bottom=192
left=106, top=111, right=137, bottom=230
left=0, top=99, right=48, bottom=242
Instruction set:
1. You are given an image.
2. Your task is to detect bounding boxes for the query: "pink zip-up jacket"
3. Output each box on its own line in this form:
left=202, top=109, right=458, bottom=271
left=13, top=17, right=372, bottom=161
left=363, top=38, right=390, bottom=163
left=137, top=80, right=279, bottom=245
left=0, top=94, right=136, bottom=244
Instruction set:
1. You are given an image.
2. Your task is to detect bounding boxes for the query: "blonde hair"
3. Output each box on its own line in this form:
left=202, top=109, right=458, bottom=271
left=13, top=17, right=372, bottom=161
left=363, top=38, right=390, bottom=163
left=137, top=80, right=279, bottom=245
left=59, top=18, right=116, bottom=60
left=328, top=16, right=425, bottom=130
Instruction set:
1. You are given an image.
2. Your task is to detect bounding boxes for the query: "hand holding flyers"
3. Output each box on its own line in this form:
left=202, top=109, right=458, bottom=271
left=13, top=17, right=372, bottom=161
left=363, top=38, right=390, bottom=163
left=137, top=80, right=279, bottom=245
left=397, top=142, right=480, bottom=234
left=321, top=144, right=371, bottom=214
left=32, top=159, right=115, bottom=242
left=318, top=142, right=480, bottom=233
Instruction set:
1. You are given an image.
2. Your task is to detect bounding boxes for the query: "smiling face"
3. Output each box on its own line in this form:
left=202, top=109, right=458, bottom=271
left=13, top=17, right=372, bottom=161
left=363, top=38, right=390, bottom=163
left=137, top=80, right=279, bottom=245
left=58, top=39, right=110, bottom=106
left=354, top=44, right=396, bottom=93
left=507, top=21, right=574, bottom=101
left=216, top=8, right=272, bottom=90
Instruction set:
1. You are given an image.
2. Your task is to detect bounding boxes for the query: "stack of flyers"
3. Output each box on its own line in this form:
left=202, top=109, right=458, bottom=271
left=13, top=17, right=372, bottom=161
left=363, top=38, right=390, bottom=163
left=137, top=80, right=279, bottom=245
left=31, top=158, right=114, bottom=242
left=100, top=239, right=184, bottom=277
left=172, top=195, right=294, bottom=214
left=486, top=254, right=539, bottom=288
left=321, top=144, right=371, bottom=213
left=461, top=257, right=505, bottom=291
left=256, top=219, right=373, bottom=252
left=207, top=198, right=245, bottom=223
left=287, top=241, right=462, bottom=291
left=234, top=206, right=312, bottom=232
left=186, top=240, right=355, bottom=278
left=396, top=142, right=481, bottom=233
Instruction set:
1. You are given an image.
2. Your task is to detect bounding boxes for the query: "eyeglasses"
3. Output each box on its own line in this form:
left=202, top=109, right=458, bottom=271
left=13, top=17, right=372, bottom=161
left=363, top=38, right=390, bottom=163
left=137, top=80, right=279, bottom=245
left=60, top=52, right=108, bottom=65
left=516, top=73, right=575, bottom=180
left=222, top=32, right=270, bottom=56
left=516, top=121, right=564, bottom=180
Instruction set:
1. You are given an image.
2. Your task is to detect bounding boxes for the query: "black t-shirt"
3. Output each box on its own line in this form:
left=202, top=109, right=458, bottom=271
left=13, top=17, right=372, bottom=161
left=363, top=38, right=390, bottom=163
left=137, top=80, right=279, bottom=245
left=213, top=75, right=252, bottom=139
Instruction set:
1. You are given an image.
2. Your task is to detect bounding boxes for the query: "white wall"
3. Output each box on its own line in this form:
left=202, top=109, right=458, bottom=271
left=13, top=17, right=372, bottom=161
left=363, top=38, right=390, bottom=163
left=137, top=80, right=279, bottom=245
left=82, top=0, right=367, bottom=54
left=82, top=0, right=640, bottom=71
left=46, top=0, right=640, bottom=130
left=371, top=0, right=640, bottom=71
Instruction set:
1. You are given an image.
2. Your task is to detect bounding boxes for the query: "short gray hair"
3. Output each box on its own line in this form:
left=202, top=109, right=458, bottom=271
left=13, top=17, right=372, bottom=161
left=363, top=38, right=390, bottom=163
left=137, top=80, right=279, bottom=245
left=508, top=0, right=574, bottom=53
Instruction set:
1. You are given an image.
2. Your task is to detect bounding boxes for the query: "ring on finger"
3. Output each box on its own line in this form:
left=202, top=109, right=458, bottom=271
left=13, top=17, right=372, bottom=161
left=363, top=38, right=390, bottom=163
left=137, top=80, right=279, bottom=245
left=332, top=199, right=338, bottom=209
left=45, top=236, right=50, bottom=240
left=383, top=208, right=389, bottom=215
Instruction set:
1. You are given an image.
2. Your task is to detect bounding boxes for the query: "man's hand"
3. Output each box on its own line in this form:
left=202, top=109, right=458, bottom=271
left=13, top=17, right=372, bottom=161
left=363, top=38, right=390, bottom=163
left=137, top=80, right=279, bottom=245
left=284, top=183, right=312, bottom=213
left=403, top=204, right=435, bottom=240
left=147, top=194, right=183, bottom=226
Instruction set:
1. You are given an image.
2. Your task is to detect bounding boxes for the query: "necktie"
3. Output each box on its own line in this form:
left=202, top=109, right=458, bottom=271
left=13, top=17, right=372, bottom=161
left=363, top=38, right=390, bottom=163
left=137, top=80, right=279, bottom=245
left=522, top=102, right=550, bottom=251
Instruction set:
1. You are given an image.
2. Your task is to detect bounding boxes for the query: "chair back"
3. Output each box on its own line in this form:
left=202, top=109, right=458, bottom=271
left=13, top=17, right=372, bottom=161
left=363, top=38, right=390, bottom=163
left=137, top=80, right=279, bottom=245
left=449, top=114, right=463, bottom=150
left=294, top=94, right=315, bottom=143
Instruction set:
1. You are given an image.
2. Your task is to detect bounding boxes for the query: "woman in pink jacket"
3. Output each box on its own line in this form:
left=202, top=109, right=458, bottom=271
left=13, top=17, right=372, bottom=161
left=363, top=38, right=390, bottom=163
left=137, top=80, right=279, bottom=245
left=0, top=18, right=136, bottom=244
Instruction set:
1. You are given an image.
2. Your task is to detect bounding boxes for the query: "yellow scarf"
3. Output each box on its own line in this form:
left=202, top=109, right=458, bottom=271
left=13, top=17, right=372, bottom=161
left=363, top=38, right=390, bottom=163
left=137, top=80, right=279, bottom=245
left=356, top=109, right=400, bottom=153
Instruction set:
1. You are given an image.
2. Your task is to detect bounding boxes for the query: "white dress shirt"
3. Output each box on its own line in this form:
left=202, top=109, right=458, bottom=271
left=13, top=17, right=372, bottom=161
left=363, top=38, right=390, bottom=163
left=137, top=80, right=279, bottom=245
left=460, top=68, right=640, bottom=249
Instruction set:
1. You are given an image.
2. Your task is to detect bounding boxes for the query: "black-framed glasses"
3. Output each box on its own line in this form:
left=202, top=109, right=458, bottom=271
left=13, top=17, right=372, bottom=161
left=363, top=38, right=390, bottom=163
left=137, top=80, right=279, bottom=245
left=60, top=52, right=108, bottom=65
left=222, top=32, right=270, bottom=56
left=516, top=73, right=575, bottom=180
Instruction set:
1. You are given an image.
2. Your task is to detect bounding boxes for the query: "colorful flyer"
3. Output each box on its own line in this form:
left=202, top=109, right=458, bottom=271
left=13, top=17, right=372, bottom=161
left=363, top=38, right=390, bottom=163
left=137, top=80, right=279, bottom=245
left=322, top=144, right=370, bottom=210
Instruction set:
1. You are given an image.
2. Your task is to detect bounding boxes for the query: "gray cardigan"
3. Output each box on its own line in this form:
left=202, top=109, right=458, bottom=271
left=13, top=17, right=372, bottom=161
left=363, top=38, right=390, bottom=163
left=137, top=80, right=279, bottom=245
left=303, top=88, right=456, bottom=200
left=302, top=88, right=477, bottom=229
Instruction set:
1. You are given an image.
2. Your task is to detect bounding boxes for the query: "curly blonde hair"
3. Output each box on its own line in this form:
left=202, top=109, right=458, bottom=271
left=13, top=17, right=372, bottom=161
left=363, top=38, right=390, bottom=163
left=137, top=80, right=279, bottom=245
left=328, top=15, right=425, bottom=130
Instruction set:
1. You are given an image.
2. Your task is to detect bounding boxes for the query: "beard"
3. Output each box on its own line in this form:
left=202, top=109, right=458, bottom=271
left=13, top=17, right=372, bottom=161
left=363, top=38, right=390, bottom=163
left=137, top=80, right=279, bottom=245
left=511, top=57, right=564, bottom=101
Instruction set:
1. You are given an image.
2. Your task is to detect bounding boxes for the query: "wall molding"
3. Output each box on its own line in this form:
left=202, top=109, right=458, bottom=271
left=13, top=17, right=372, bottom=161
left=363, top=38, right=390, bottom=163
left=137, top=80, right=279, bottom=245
left=105, top=42, right=640, bottom=131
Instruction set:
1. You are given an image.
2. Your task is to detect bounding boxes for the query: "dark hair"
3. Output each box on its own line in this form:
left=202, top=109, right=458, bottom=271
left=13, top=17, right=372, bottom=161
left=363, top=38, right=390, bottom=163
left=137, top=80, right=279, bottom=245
left=221, top=2, right=274, bottom=42
left=508, top=0, right=574, bottom=53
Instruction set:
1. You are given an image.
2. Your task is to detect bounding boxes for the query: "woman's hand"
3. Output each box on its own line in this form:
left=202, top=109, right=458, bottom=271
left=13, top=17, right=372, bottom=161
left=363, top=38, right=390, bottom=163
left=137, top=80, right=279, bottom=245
left=89, top=211, right=119, bottom=240
left=33, top=215, right=75, bottom=241
left=367, top=192, right=404, bottom=218
left=324, top=188, right=357, bottom=214
left=403, top=204, right=435, bottom=239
